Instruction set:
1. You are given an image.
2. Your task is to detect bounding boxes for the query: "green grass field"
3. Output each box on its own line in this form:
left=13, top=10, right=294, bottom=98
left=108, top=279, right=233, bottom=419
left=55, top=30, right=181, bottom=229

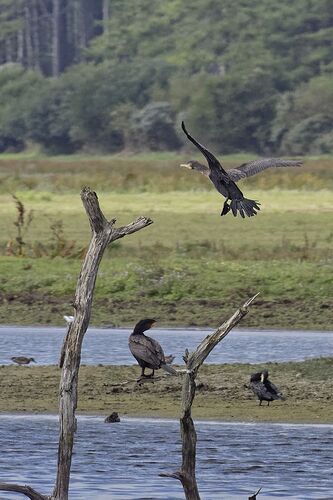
left=0, top=154, right=332, bottom=328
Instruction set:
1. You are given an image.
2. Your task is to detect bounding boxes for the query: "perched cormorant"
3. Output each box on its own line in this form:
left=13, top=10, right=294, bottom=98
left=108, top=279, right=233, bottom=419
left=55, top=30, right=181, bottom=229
left=11, top=356, right=36, bottom=365
left=129, top=319, right=177, bottom=378
left=250, top=370, right=285, bottom=406
left=181, top=121, right=302, bottom=218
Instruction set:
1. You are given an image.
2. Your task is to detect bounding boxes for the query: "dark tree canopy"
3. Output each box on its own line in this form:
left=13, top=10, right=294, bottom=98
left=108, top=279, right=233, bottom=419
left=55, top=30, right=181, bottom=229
left=0, top=0, right=331, bottom=154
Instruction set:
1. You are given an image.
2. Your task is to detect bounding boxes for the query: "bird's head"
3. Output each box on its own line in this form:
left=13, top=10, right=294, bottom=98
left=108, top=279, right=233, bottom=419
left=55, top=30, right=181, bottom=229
left=30, top=358, right=36, bottom=363
left=133, top=318, right=156, bottom=335
left=180, top=160, right=209, bottom=176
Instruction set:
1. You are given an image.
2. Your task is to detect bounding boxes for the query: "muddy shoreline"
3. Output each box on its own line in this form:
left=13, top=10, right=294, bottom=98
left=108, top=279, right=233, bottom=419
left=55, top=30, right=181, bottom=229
left=1, top=359, right=332, bottom=423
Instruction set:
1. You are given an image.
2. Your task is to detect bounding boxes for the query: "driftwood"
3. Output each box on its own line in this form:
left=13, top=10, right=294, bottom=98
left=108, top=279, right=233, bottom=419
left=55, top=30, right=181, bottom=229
left=160, top=293, right=259, bottom=500
left=0, top=187, right=152, bottom=500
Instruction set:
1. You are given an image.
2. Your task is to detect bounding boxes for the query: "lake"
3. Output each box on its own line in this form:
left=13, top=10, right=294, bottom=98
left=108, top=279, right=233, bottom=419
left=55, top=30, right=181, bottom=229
left=0, top=415, right=332, bottom=499
left=0, top=326, right=332, bottom=366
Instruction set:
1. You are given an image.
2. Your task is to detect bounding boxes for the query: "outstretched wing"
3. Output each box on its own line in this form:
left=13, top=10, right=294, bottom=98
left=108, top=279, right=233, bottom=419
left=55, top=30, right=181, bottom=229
left=181, top=121, right=230, bottom=182
left=227, top=158, right=303, bottom=182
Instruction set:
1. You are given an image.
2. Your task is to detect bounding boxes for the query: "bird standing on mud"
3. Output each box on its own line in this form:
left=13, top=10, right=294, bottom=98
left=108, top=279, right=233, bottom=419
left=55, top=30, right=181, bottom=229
left=181, top=121, right=302, bottom=218
left=129, top=319, right=177, bottom=378
left=250, top=370, right=285, bottom=406
left=11, top=356, right=36, bottom=365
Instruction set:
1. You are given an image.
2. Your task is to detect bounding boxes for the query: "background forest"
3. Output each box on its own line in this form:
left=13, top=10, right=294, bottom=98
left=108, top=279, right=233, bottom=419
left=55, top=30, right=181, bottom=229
left=0, top=0, right=332, bottom=155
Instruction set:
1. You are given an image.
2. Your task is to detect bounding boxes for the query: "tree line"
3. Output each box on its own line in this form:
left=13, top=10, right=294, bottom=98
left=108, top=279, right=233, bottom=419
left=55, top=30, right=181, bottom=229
left=0, top=0, right=332, bottom=155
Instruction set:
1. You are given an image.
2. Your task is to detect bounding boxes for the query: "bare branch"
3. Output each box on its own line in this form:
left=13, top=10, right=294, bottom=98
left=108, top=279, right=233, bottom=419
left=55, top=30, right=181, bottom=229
left=0, top=483, right=47, bottom=500
left=187, top=293, right=260, bottom=372
left=112, top=216, right=154, bottom=241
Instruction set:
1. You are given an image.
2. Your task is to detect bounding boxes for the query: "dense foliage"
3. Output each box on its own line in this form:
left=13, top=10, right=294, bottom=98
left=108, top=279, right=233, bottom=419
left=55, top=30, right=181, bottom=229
left=0, top=0, right=332, bottom=154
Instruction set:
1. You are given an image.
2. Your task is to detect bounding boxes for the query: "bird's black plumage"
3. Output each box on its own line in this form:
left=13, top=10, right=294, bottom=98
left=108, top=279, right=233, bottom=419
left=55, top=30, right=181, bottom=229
left=250, top=370, right=285, bottom=406
left=129, top=319, right=177, bottom=378
left=181, top=121, right=302, bottom=218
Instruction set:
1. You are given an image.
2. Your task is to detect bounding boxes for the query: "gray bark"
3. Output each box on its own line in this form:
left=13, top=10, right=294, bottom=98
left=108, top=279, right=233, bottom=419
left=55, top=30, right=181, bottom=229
left=52, top=187, right=152, bottom=499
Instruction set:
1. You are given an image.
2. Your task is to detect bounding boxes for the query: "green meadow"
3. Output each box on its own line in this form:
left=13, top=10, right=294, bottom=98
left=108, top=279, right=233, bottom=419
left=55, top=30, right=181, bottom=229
left=0, top=154, right=332, bottom=329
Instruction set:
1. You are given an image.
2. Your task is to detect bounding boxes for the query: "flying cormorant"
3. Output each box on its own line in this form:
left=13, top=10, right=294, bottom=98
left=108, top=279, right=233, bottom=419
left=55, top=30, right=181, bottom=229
left=181, top=121, right=302, bottom=218
left=129, top=319, right=177, bottom=378
left=250, top=370, right=285, bottom=406
left=11, top=356, right=36, bottom=365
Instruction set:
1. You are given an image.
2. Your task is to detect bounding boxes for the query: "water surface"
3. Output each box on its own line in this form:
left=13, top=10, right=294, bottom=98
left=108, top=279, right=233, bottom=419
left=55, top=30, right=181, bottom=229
left=0, top=326, right=332, bottom=366
left=0, top=415, right=332, bottom=499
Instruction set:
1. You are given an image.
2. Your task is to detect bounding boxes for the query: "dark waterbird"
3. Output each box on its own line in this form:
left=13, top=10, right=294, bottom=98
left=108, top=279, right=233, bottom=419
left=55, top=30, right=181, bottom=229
left=129, top=319, right=177, bottom=378
left=181, top=121, right=302, bottom=218
left=11, top=356, right=36, bottom=365
left=250, top=370, right=285, bottom=406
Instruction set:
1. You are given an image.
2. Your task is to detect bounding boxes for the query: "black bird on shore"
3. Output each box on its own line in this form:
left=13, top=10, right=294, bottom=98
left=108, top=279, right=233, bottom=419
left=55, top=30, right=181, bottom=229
left=11, top=356, right=36, bottom=365
left=250, top=370, right=285, bottom=406
left=181, top=121, right=302, bottom=218
left=129, top=319, right=177, bottom=378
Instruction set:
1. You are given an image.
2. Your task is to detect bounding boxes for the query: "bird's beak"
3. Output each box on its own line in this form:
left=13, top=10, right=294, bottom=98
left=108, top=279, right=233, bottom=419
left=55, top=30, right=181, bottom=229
left=180, top=163, right=192, bottom=169
left=260, top=374, right=264, bottom=382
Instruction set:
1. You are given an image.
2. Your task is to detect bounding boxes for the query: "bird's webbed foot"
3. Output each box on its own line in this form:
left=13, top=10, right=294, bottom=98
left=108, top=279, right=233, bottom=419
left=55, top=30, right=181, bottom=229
left=221, top=200, right=231, bottom=216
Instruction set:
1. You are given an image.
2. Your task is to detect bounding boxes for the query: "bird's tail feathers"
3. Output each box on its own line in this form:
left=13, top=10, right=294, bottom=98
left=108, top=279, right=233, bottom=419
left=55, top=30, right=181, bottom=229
left=230, top=198, right=260, bottom=218
left=161, top=363, right=178, bottom=375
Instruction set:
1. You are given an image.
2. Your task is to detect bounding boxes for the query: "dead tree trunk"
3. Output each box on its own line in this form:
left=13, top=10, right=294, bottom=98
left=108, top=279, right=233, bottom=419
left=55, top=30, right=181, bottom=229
left=53, top=187, right=152, bottom=499
left=161, top=294, right=259, bottom=500
left=0, top=187, right=152, bottom=500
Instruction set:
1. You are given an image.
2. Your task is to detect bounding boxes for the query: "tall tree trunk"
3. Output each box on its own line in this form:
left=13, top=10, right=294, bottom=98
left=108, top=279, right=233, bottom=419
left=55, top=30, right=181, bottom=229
left=24, top=0, right=34, bottom=68
left=31, top=0, right=40, bottom=70
left=102, top=0, right=109, bottom=34
left=5, top=37, right=13, bottom=62
left=52, top=0, right=60, bottom=76
left=17, top=29, right=24, bottom=64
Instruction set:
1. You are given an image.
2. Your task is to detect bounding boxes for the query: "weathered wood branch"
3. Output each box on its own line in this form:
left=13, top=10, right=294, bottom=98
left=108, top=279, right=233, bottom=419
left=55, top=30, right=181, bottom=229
left=51, top=187, right=152, bottom=500
left=0, top=483, right=48, bottom=500
left=161, top=293, right=259, bottom=500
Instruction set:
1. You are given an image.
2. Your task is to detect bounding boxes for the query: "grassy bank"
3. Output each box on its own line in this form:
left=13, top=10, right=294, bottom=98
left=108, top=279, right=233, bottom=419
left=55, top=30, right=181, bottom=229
left=1, top=358, right=332, bottom=423
left=0, top=155, right=332, bottom=328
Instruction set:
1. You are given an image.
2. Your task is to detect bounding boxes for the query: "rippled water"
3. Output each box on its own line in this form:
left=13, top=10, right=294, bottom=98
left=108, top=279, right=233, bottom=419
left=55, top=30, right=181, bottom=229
left=0, top=326, right=332, bottom=366
left=0, top=415, right=332, bottom=499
